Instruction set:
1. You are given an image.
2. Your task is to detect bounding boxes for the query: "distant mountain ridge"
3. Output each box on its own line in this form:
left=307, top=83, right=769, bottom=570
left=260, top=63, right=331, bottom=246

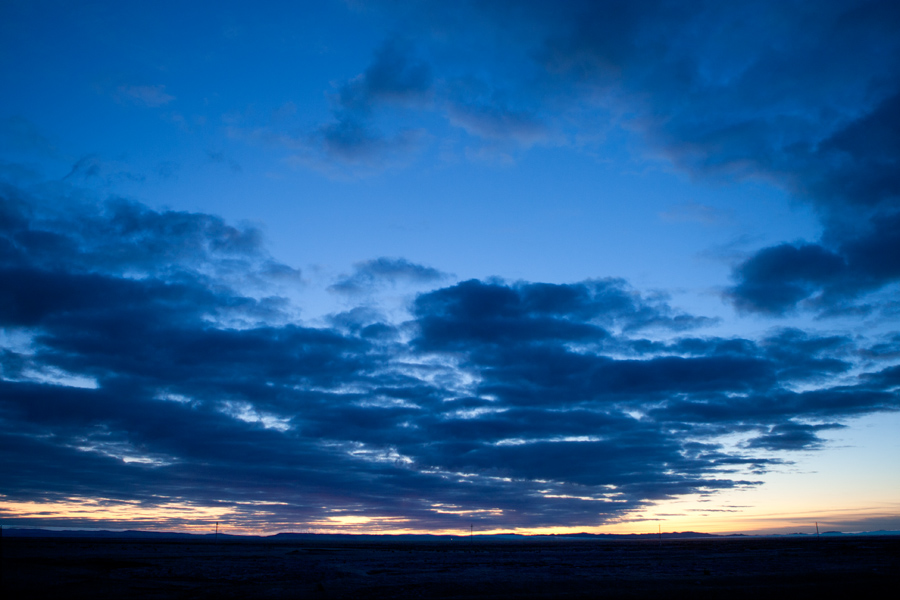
left=548, top=531, right=718, bottom=539
left=4, top=528, right=900, bottom=540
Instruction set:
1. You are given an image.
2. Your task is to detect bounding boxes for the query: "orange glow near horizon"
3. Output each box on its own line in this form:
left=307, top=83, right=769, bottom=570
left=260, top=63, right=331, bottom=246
left=4, top=423, right=898, bottom=537
left=0, top=496, right=237, bottom=532
left=2, top=493, right=897, bottom=537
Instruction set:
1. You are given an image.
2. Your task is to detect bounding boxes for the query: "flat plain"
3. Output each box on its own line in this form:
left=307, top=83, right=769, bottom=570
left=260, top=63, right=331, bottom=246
left=3, top=535, right=898, bottom=599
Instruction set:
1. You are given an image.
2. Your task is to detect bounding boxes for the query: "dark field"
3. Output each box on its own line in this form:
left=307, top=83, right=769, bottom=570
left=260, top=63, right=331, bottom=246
left=3, top=535, right=898, bottom=599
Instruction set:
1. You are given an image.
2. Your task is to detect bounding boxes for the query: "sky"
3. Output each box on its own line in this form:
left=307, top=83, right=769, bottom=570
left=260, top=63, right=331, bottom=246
left=1, top=0, right=899, bottom=536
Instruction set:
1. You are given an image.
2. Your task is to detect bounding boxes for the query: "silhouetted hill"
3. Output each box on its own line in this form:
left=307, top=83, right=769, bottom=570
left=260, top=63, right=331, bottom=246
left=549, top=531, right=718, bottom=539
left=3, top=528, right=242, bottom=540
left=5, top=527, right=899, bottom=540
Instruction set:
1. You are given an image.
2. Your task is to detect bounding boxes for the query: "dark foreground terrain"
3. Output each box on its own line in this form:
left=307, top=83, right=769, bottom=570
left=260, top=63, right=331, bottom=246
left=3, top=535, right=898, bottom=599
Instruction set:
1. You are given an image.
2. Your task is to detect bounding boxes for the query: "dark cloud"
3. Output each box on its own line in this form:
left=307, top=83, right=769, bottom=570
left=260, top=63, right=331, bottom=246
left=338, top=37, right=432, bottom=113
left=0, top=189, right=300, bottom=295
left=1, top=184, right=897, bottom=531
left=413, top=279, right=712, bottom=352
left=804, top=91, right=900, bottom=212
left=745, top=421, right=845, bottom=451
left=728, top=211, right=900, bottom=315
left=368, top=0, right=899, bottom=192
left=728, top=243, right=847, bottom=315
left=759, top=329, right=852, bottom=381
left=860, top=334, right=900, bottom=361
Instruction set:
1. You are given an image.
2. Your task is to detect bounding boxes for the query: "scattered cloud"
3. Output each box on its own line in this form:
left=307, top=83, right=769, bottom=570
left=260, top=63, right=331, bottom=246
left=745, top=421, right=845, bottom=451
left=308, top=118, right=425, bottom=166
left=207, top=150, right=241, bottom=173
left=336, top=37, right=433, bottom=114
left=330, top=257, right=448, bottom=295
left=303, top=37, right=433, bottom=167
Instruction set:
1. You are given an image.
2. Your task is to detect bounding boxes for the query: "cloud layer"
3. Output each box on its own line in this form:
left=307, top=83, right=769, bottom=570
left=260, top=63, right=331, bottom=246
left=2, top=186, right=896, bottom=531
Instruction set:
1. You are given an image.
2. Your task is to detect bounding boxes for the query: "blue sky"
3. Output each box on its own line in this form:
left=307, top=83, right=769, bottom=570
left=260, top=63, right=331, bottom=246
left=1, top=0, right=898, bottom=534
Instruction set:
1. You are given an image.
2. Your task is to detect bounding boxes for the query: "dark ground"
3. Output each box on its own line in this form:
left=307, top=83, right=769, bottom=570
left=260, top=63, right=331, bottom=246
left=3, top=535, right=898, bottom=599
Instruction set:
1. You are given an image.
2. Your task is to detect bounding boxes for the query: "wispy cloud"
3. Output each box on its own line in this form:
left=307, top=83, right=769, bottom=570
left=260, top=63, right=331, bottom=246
left=659, top=202, right=732, bottom=226
left=0, top=116, right=56, bottom=157
left=304, top=37, right=432, bottom=167
left=116, top=84, right=175, bottom=107
left=329, top=257, right=448, bottom=295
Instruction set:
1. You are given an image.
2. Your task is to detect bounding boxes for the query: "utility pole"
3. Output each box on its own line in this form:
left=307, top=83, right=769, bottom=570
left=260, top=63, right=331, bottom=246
left=215, top=522, right=218, bottom=542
